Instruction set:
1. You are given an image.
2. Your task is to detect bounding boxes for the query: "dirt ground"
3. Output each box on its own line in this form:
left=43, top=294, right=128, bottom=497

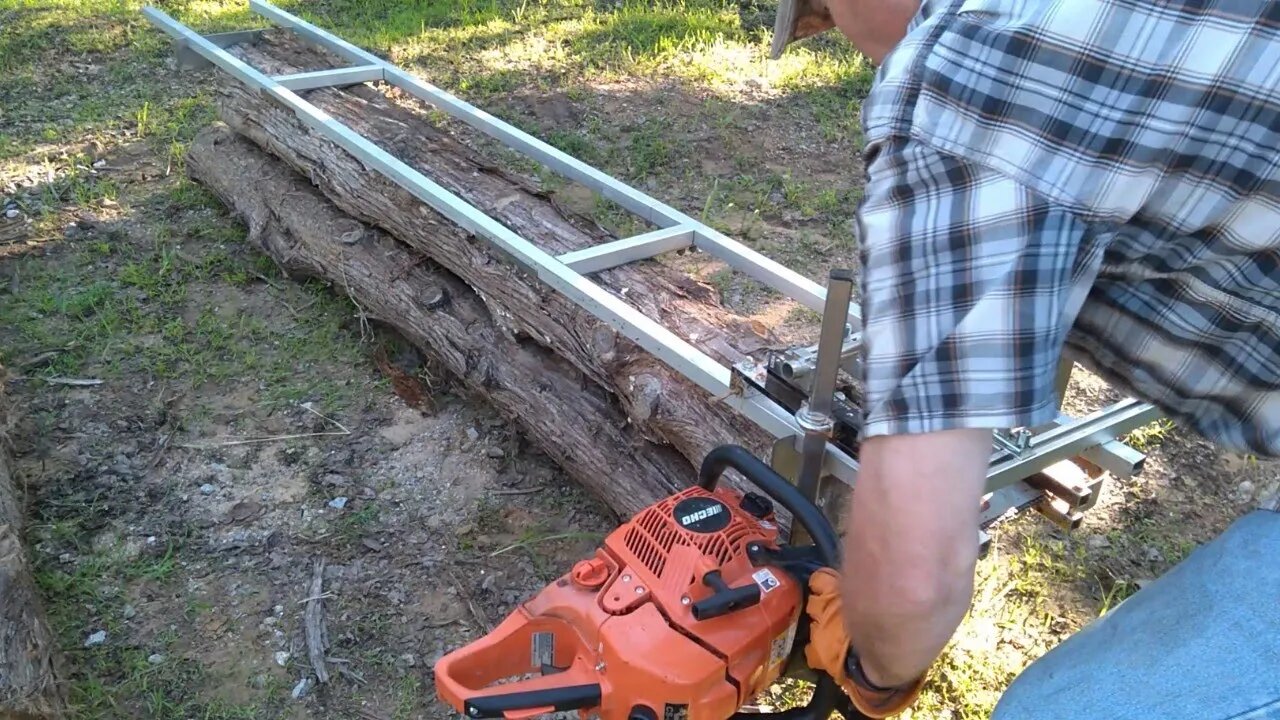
left=3, top=1, right=1279, bottom=719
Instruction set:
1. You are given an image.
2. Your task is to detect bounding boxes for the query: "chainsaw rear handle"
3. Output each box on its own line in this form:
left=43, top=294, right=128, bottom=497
left=698, top=445, right=851, bottom=720
left=697, top=445, right=840, bottom=567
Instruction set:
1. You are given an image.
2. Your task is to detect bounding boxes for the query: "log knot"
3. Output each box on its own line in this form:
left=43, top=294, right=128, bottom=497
left=626, top=374, right=663, bottom=422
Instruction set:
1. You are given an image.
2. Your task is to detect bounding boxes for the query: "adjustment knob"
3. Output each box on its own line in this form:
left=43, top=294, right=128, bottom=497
left=740, top=491, right=774, bottom=519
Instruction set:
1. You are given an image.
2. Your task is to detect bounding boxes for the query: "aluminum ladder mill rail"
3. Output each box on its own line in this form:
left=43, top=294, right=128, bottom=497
left=141, top=1, right=1164, bottom=502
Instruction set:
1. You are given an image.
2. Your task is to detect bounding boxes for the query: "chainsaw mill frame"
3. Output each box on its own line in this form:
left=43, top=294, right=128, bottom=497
left=142, top=1, right=1164, bottom=537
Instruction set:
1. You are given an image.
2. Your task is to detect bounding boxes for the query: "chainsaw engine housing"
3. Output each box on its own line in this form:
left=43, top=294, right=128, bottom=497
left=435, top=484, right=803, bottom=720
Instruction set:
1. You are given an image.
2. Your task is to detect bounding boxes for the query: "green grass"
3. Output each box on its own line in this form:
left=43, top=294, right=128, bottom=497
left=330, top=502, right=382, bottom=544
left=0, top=0, right=248, bottom=162
left=0, top=177, right=375, bottom=411
left=35, top=531, right=181, bottom=640
left=392, top=675, right=424, bottom=720
left=68, top=647, right=279, bottom=719
left=1123, top=418, right=1177, bottom=452
left=1, top=247, right=368, bottom=406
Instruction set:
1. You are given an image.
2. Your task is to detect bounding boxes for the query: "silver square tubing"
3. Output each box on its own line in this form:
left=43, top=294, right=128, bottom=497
left=1078, top=438, right=1146, bottom=479
left=556, top=226, right=695, bottom=274
left=273, top=65, right=384, bottom=91
left=245, top=0, right=861, bottom=332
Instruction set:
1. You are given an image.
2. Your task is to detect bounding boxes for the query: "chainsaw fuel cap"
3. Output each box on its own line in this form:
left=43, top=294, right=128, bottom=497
left=570, top=557, right=610, bottom=590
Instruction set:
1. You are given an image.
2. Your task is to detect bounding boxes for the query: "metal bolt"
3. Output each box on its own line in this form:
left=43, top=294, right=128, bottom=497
left=622, top=574, right=631, bottom=582
left=635, top=586, right=645, bottom=594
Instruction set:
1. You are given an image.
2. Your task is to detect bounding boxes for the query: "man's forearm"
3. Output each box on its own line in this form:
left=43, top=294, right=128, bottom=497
left=825, top=0, right=922, bottom=64
left=840, top=429, right=991, bottom=687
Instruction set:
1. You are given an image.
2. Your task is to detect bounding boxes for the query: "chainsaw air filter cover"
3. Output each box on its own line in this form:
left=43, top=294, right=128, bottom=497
left=434, top=485, right=802, bottom=720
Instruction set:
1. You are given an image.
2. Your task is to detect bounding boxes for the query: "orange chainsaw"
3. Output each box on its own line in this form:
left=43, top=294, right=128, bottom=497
left=433, top=445, right=860, bottom=720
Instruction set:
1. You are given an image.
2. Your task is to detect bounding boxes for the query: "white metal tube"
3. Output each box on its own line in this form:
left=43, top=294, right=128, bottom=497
left=556, top=226, right=695, bottom=274
left=246, top=0, right=861, bottom=329
left=274, top=65, right=384, bottom=91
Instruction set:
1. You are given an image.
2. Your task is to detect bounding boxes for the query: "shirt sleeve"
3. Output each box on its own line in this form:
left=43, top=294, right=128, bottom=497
left=856, top=137, right=1107, bottom=439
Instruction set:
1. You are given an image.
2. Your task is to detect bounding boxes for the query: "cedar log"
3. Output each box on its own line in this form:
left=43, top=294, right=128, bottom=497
left=0, top=364, right=66, bottom=719
left=211, top=32, right=782, bottom=472
left=186, top=125, right=694, bottom=517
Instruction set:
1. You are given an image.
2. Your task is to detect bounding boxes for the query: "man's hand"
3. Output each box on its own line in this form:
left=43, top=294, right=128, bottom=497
left=805, top=568, right=927, bottom=717
left=778, top=0, right=921, bottom=63
left=826, top=0, right=922, bottom=64
left=841, top=428, right=991, bottom=687
left=778, top=0, right=921, bottom=64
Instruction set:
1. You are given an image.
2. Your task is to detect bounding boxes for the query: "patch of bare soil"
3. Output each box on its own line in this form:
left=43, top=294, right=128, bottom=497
left=17, top=373, right=615, bottom=717
left=2, top=142, right=617, bottom=718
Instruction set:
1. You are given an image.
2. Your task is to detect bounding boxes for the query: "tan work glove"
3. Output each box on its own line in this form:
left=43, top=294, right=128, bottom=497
left=804, top=568, right=927, bottom=718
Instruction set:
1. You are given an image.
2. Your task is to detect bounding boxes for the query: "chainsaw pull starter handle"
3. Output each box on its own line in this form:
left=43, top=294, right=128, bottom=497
left=699, top=445, right=855, bottom=720
left=691, top=569, right=761, bottom=620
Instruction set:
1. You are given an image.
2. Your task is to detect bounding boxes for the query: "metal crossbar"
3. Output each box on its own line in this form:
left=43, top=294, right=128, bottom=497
left=141, top=1, right=1165, bottom=508
left=557, top=226, right=696, bottom=275
left=274, top=65, right=383, bottom=91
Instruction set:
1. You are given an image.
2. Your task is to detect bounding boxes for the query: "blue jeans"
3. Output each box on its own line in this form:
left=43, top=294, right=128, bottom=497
left=991, top=509, right=1280, bottom=720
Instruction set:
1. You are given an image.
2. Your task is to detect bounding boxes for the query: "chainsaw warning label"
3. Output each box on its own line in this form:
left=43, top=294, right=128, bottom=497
left=531, top=631, right=554, bottom=669
left=663, top=704, right=689, bottom=720
left=752, top=568, right=781, bottom=593
left=769, top=622, right=798, bottom=674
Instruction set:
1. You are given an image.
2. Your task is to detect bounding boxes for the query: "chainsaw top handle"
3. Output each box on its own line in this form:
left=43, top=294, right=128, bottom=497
left=698, top=445, right=854, bottom=720
left=697, top=445, right=840, bottom=568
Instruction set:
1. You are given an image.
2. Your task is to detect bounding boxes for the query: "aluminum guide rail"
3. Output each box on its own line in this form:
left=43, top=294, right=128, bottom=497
left=986, top=399, right=1163, bottom=488
left=141, top=2, right=862, bottom=487
left=247, top=0, right=859, bottom=328
left=142, top=1, right=1165, bottom=503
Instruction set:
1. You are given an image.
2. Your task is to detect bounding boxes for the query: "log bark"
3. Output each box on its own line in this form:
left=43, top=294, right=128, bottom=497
left=187, top=125, right=693, bottom=517
left=0, top=364, right=66, bottom=719
left=210, top=32, right=780, bottom=471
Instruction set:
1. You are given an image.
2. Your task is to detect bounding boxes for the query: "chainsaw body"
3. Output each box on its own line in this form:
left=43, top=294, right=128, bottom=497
left=435, top=446, right=844, bottom=720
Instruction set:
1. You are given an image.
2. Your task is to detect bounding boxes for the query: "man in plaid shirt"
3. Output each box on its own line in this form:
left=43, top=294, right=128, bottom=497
left=786, top=0, right=1280, bottom=716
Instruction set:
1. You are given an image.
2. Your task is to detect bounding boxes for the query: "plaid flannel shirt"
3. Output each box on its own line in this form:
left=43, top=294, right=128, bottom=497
left=856, top=0, right=1280, bottom=454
